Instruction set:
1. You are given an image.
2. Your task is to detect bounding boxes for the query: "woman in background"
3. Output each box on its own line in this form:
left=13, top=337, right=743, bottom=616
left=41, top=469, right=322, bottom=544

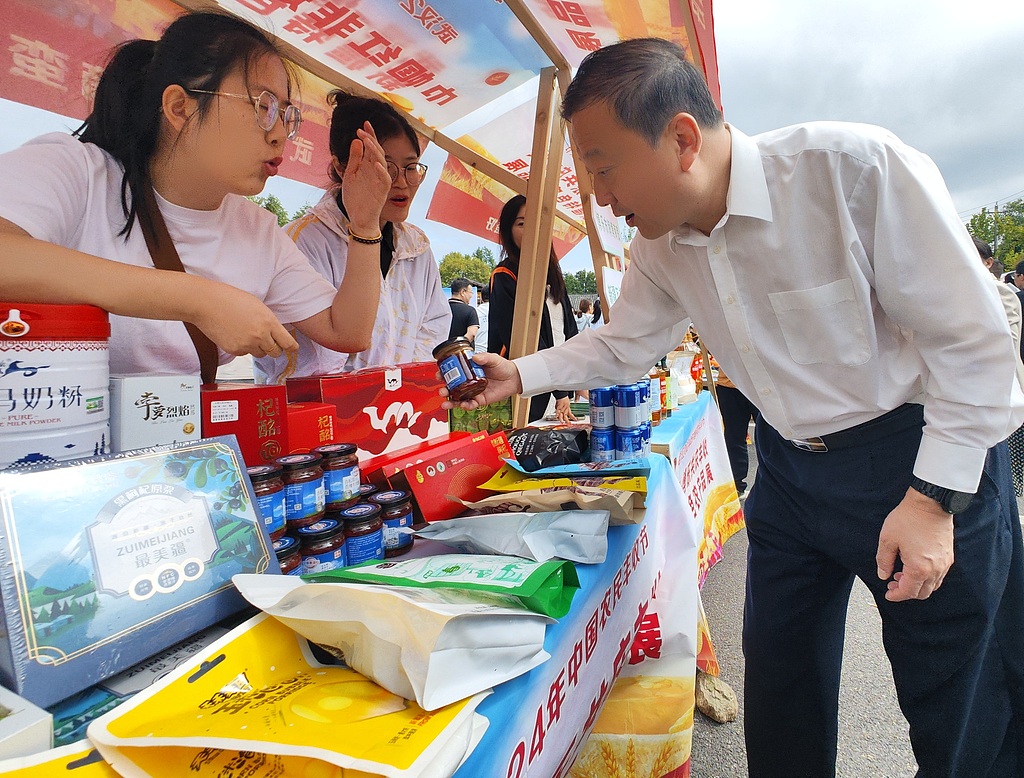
left=256, top=91, right=449, bottom=382
left=489, top=194, right=579, bottom=422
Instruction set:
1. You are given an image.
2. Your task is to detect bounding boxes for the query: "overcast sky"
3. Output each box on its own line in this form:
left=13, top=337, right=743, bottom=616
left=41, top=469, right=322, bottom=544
left=3, top=0, right=1022, bottom=271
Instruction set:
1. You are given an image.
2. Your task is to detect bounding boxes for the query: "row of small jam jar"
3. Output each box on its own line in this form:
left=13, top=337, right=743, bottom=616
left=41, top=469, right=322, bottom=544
left=588, top=383, right=653, bottom=462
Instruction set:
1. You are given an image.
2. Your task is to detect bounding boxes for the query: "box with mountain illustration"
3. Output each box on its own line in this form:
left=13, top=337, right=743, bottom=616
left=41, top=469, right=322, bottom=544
left=0, top=436, right=276, bottom=708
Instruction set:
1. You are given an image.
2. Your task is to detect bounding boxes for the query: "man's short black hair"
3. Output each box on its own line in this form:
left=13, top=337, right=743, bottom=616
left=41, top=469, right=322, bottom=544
left=451, top=277, right=472, bottom=295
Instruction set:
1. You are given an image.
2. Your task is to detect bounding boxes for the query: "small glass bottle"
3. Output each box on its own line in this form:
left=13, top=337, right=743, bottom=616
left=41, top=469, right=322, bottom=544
left=297, top=518, right=347, bottom=574
left=275, top=453, right=326, bottom=531
left=370, top=489, right=415, bottom=557
left=314, top=442, right=361, bottom=511
left=247, top=464, right=287, bottom=541
left=433, top=337, right=488, bottom=401
left=273, top=535, right=303, bottom=576
left=357, top=483, right=379, bottom=503
left=339, top=502, right=385, bottom=565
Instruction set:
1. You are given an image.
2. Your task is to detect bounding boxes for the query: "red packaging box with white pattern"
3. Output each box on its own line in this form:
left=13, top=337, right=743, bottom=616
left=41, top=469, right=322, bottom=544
left=359, top=431, right=474, bottom=490
left=200, top=383, right=287, bottom=467
left=285, top=402, right=337, bottom=453
left=286, top=363, right=449, bottom=462
left=386, top=431, right=513, bottom=523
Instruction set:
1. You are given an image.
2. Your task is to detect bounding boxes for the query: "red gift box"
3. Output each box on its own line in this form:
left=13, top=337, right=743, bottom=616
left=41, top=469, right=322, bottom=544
left=286, top=363, right=449, bottom=461
left=200, top=383, right=287, bottom=466
left=359, top=431, right=473, bottom=490
left=387, top=431, right=512, bottom=522
left=285, top=402, right=337, bottom=453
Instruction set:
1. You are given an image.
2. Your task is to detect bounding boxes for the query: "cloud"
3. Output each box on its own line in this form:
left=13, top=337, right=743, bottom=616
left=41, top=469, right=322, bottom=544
left=714, top=0, right=1024, bottom=214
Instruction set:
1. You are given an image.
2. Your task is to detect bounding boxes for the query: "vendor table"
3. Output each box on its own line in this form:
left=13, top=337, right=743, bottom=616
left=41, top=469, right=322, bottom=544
left=453, top=452, right=700, bottom=778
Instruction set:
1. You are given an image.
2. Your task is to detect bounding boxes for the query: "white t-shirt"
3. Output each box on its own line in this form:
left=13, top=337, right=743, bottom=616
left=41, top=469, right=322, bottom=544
left=474, top=302, right=490, bottom=355
left=0, top=133, right=337, bottom=376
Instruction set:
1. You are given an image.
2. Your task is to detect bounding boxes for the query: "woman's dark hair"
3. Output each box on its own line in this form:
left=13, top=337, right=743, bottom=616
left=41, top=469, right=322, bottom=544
left=591, top=297, right=602, bottom=324
left=327, top=91, right=420, bottom=185
left=497, top=194, right=566, bottom=303
left=562, top=37, right=722, bottom=147
left=75, top=12, right=289, bottom=237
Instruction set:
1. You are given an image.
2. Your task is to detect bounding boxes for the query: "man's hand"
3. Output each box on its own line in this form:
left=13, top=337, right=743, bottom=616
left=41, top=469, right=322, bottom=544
left=439, top=352, right=522, bottom=409
left=876, top=487, right=955, bottom=602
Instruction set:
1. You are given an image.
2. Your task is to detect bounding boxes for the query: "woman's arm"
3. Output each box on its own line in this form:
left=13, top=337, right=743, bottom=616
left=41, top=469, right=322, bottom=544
left=0, top=218, right=297, bottom=357
left=291, top=122, right=391, bottom=353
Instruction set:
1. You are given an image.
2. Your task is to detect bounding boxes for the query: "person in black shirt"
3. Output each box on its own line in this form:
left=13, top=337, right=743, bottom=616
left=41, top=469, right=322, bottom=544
left=448, top=277, right=479, bottom=343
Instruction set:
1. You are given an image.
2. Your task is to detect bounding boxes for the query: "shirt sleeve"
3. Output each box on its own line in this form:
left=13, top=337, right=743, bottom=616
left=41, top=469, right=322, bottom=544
left=414, top=247, right=452, bottom=361
left=0, top=133, right=93, bottom=244
left=260, top=215, right=339, bottom=325
left=516, top=244, right=690, bottom=396
left=851, top=141, right=1024, bottom=491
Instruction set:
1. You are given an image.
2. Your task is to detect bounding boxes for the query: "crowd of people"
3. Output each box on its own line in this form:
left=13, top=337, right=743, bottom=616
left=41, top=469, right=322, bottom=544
left=3, top=9, right=1023, bottom=778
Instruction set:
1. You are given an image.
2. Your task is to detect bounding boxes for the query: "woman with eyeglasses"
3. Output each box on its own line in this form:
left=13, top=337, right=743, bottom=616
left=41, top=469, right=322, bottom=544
left=0, top=12, right=388, bottom=376
left=255, top=91, right=449, bottom=382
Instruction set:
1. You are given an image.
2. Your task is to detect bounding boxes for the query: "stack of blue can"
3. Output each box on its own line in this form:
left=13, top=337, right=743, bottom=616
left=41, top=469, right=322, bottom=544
left=588, top=380, right=653, bottom=462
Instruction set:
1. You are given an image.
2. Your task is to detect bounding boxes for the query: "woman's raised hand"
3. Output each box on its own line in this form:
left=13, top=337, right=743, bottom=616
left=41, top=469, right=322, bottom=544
left=341, top=121, right=392, bottom=233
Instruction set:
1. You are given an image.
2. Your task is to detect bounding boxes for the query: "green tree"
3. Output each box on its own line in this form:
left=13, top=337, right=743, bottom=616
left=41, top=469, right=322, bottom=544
left=564, top=269, right=598, bottom=295
left=438, top=252, right=492, bottom=286
left=249, top=195, right=312, bottom=227
left=967, top=199, right=1024, bottom=272
left=472, top=246, right=496, bottom=269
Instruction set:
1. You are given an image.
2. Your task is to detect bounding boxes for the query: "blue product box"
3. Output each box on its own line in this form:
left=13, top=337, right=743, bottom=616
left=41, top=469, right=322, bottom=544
left=0, top=436, right=277, bottom=707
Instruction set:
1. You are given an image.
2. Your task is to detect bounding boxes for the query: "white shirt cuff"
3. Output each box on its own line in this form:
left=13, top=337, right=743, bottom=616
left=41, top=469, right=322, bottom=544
left=914, top=434, right=987, bottom=493
left=515, top=352, right=555, bottom=398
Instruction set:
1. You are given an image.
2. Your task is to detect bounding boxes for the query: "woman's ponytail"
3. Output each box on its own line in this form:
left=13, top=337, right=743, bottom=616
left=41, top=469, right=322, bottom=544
left=76, top=39, right=161, bottom=238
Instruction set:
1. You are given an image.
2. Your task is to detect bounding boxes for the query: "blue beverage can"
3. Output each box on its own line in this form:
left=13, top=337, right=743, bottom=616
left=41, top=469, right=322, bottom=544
left=616, top=426, right=644, bottom=460
left=589, top=387, right=615, bottom=428
left=638, top=378, right=651, bottom=422
left=614, top=384, right=644, bottom=429
left=590, top=427, right=616, bottom=462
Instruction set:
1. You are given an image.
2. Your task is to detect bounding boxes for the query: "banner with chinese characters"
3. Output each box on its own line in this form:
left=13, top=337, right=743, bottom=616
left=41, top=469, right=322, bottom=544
left=0, top=0, right=337, bottom=188
left=425, top=151, right=586, bottom=257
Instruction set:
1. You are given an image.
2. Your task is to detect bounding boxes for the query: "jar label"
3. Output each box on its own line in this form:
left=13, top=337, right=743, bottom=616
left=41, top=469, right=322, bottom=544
left=439, top=354, right=470, bottom=390
left=346, top=527, right=385, bottom=564
left=284, top=478, right=325, bottom=520
left=382, top=511, right=414, bottom=550
left=301, top=545, right=347, bottom=574
left=324, top=464, right=360, bottom=504
left=255, top=491, right=286, bottom=535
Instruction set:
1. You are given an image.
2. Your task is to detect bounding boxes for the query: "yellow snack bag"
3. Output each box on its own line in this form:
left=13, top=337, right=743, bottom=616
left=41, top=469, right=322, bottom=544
left=480, top=462, right=648, bottom=496
left=0, top=742, right=118, bottom=777
left=87, top=614, right=487, bottom=778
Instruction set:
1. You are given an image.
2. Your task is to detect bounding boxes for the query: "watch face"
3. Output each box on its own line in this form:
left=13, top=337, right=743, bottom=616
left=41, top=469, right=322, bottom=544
left=947, top=491, right=974, bottom=514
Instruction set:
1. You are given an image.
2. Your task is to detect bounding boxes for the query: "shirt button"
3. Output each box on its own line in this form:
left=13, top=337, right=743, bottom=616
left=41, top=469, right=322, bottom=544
left=713, top=246, right=722, bottom=254
left=726, top=295, right=735, bottom=305
left=741, top=344, right=750, bottom=353
left=761, top=388, right=771, bottom=396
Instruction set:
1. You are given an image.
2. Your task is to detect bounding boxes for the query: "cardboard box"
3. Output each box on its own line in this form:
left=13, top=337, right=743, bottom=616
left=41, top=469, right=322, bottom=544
left=0, top=436, right=276, bottom=708
left=200, top=383, right=287, bottom=466
left=0, top=684, right=51, bottom=759
left=358, top=431, right=472, bottom=489
left=388, top=431, right=512, bottom=522
left=285, top=402, right=337, bottom=453
left=287, top=363, right=449, bottom=462
left=109, top=375, right=201, bottom=452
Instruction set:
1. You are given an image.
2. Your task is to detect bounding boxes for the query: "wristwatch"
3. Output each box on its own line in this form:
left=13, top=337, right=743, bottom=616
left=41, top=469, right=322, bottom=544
left=909, top=477, right=974, bottom=515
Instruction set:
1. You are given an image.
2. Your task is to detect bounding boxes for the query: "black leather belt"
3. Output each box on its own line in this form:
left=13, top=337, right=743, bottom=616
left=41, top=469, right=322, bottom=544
left=787, top=403, right=923, bottom=453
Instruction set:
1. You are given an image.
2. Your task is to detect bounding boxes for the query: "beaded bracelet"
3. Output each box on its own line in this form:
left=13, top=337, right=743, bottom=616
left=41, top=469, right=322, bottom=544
left=349, top=229, right=384, bottom=245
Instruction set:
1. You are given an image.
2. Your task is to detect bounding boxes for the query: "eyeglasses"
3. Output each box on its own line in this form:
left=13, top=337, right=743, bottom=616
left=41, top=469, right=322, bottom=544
left=386, top=161, right=429, bottom=185
left=186, top=89, right=303, bottom=140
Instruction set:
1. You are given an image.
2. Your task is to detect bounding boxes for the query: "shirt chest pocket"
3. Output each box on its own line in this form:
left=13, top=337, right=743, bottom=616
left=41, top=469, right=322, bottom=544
left=768, top=279, right=871, bottom=366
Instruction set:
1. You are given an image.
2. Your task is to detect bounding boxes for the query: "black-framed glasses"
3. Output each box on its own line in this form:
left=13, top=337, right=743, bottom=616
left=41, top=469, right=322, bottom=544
left=187, top=88, right=303, bottom=140
left=386, top=161, right=428, bottom=185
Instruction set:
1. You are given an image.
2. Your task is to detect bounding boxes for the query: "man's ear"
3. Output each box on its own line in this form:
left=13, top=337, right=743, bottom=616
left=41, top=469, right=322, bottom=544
left=162, top=85, right=198, bottom=133
left=667, top=112, right=702, bottom=172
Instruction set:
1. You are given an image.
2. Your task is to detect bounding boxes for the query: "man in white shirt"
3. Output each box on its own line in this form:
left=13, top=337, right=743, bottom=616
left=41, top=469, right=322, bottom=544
left=449, top=38, right=1024, bottom=778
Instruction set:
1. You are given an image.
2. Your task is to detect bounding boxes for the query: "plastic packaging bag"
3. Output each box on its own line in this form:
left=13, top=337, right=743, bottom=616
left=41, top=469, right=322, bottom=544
left=308, top=554, right=580, bottom=618
left=0, top=742, right=118, bottom=777
left=413, top=511, right=609, bottom=563
left=233, top=574, right=551, bottom=711
left=459, top=486, right=640, bottom=525
left=87, top=614, right=487, bottom=778
left=507, top=426, right=589, bottom=471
